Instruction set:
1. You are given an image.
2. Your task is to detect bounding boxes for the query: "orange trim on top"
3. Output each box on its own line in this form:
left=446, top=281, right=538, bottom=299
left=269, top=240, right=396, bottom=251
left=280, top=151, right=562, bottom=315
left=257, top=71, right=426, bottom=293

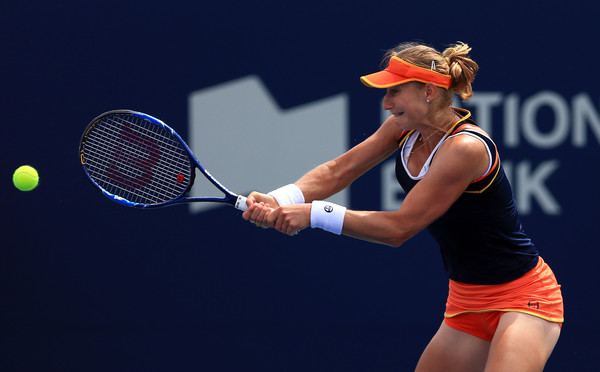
left=447, top=120, right=501, bottom=193
left=397, top=129, right=415, bottom=147
left=464, top=163, right=501, bottom=194
left=472, top=151, right=499, bottom=183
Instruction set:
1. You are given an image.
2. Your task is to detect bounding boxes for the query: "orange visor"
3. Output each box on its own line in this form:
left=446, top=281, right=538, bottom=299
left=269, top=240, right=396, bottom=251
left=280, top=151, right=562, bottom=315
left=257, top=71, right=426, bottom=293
left=360, top=56, right=452, bottom=89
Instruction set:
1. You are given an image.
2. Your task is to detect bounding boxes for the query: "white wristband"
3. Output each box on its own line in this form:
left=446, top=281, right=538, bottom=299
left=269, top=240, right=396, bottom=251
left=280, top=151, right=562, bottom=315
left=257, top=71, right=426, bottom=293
left=268, top=184, right=305, bottom=206
left=310, top=200, right=346, bottom=235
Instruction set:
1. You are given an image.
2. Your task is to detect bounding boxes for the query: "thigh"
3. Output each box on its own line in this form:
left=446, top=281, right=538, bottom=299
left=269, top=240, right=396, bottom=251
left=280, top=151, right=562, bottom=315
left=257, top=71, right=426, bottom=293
left=485, top=312, right=561, bottom=372
left=415, top=321, right=490, bottom=372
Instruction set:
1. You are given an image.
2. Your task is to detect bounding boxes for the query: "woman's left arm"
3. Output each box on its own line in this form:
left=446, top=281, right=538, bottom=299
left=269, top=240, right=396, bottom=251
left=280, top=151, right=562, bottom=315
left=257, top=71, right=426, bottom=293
left=270, top=134, right=491, bottom=245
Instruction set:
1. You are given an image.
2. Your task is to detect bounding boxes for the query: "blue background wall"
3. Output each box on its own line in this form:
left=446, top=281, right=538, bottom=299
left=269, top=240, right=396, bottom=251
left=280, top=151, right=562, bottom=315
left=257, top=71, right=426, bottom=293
left=2, top=1, right=597, bottom=371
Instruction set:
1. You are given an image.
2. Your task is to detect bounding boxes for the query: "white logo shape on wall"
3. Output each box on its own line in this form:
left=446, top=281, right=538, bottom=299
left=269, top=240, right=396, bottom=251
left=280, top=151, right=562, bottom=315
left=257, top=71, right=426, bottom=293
left=188, top=75, right=349, bottom=214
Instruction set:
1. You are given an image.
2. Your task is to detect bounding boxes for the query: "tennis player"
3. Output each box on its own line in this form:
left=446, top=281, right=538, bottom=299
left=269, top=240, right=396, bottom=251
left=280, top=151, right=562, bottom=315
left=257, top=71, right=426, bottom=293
left=243, top=41, right=563, bottom=371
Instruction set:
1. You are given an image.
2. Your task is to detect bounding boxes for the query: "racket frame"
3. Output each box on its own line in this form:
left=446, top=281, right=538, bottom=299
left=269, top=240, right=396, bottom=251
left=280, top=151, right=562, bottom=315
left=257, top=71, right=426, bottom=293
left=80, top=110, right=247, bottom=210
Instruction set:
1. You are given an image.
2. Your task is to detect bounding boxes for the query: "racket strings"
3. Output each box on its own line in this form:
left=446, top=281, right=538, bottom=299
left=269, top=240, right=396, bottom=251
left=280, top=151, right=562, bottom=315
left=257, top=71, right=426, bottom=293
left=85, top=118, right=188, bottom=204
left=82, top=114, right=192, bottom=205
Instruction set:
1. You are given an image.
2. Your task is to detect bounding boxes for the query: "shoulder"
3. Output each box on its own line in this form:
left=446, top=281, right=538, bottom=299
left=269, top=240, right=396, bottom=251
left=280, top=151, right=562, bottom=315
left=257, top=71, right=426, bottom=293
left=441, top=108, right=493, bottom=164
left=432, top=131, right=491, bottom=183
left=443, top=131, right=488, bottom=155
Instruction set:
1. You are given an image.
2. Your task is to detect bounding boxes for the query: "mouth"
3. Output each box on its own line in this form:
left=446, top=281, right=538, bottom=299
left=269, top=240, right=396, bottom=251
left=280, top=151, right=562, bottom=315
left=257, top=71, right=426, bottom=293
left=393, top=111, right=404, bottom=117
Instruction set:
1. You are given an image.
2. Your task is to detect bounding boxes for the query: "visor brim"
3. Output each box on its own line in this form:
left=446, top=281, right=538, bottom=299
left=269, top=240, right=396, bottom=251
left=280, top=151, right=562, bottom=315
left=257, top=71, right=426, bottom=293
left=360, top=71, right=412, bottom=88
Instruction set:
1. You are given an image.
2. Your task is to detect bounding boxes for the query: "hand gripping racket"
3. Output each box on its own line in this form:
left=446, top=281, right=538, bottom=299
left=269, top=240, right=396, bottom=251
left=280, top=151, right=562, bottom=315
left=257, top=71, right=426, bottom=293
left=79, top=109, right=248, bottom=211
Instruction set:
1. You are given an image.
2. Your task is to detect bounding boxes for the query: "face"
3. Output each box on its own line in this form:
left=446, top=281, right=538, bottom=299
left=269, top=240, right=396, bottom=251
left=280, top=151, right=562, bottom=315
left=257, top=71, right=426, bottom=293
left=382, top=82, right=428, bottom=130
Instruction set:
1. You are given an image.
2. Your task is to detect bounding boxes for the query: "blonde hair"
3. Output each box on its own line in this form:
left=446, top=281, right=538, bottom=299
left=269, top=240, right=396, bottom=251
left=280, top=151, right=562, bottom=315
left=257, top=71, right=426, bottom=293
left=384, top=41, right=479, bottom=103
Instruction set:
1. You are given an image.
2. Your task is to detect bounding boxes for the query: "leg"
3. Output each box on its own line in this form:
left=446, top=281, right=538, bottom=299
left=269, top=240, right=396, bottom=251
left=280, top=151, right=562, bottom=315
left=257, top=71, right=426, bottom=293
left=485, top=312, right=561, bottom=372
left=415, top=321, right=490, bottom=372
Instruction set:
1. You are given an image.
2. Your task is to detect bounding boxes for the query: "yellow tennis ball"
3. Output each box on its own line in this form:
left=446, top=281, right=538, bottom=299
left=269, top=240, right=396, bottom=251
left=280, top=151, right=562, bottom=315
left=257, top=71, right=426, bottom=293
left=13, top=165, right=39, bottom=191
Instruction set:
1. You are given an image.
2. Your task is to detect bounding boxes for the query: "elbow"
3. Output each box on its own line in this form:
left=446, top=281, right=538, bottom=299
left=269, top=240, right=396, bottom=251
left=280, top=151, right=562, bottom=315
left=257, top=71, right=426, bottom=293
left=381, top=233, right=411, bottom=248
left=373, top=214, right=420, bottom=247
left=347, top=211, right=421, bottom=248
left=382, top=224, right=422, bottom=247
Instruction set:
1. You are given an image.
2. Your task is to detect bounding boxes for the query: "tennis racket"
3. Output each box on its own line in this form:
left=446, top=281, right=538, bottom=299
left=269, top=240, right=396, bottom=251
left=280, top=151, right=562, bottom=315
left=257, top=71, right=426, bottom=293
left=79, top=109, right=248, bottom=211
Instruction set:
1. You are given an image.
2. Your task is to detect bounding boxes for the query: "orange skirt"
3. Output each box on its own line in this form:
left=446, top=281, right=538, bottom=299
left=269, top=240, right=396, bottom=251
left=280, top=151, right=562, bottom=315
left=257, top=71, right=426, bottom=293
left=444, top=256, right=564, bottom=340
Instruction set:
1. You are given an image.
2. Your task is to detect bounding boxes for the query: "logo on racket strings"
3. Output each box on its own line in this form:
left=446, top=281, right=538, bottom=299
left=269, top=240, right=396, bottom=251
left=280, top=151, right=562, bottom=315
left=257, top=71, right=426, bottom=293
left=107, top=124, right=160, bottom=190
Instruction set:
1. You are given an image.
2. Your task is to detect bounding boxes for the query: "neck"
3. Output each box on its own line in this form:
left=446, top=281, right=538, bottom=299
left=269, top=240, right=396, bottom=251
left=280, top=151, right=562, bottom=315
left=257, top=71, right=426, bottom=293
left=421, top=108, right=457, bottom=139
left=414, top=109, right=458, bottom=154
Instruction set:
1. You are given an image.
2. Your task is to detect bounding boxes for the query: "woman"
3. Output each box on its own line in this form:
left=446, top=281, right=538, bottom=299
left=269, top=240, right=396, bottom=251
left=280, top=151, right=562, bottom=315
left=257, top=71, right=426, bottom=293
left=242, top=41, right=564, bottom=371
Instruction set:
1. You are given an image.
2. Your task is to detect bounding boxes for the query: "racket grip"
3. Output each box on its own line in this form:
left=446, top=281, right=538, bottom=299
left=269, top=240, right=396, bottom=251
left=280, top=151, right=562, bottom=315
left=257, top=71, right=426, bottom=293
left=234, top=195, right=276, bottom=212
left=234, top=195, right=248, bottom=211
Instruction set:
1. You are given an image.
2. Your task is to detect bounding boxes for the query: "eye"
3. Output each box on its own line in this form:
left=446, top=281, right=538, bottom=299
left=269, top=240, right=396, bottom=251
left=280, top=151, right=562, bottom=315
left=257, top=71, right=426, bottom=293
left=387, top=87, right=400, bottom=96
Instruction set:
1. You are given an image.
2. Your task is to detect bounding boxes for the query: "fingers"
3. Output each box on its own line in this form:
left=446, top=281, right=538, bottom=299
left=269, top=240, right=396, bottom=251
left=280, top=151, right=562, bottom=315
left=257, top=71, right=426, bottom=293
left=242, top=192, right=269, bottom=222
left=274, top=211, right=294, bottom=235
left=246, top=191, right=278, bottom=207
left=242, top=197, right=310, bottom=237
left=243, top=203, right=299, bottom=235
left=244, top=202, right=272, bottom=228
left=255, top=203, right=272, bottom=229
left=273, top=204, right=311, bottom=236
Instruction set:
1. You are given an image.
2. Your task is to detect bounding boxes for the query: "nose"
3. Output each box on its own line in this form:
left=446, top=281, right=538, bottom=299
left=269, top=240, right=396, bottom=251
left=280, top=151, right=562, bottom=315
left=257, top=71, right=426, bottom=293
left=382, top=92, right=393, bottom=111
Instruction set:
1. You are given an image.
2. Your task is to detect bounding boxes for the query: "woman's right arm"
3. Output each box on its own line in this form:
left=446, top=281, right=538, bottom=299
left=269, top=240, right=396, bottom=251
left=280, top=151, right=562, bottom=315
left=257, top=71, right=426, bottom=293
left=243, top=115, right=402, bottom=222
left=291, top=115, right=402, bottom=202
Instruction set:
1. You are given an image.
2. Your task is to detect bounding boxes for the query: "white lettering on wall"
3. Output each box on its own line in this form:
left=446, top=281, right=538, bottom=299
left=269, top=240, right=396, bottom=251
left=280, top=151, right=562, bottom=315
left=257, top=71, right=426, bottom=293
left=503, top=160, right=561, bottom=215
left=463, top=91, right=600, bottom=148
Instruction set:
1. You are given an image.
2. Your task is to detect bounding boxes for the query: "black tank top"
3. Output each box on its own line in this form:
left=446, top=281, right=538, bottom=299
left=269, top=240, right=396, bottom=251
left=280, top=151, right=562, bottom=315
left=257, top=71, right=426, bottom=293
left=395, top=108, right=539, bottom=284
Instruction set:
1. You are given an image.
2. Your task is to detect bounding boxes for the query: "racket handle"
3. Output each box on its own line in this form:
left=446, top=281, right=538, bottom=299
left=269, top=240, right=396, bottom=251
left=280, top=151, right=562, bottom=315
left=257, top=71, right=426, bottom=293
left=234, top=194, right=276, bottom=212
left=234, top=195, right=248, bottom=211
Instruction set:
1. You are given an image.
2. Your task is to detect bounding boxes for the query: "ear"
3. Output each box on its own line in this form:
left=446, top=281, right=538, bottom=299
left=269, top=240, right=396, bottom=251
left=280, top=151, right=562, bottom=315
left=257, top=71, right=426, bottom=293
left=424, top=82, right=439, bottom=101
